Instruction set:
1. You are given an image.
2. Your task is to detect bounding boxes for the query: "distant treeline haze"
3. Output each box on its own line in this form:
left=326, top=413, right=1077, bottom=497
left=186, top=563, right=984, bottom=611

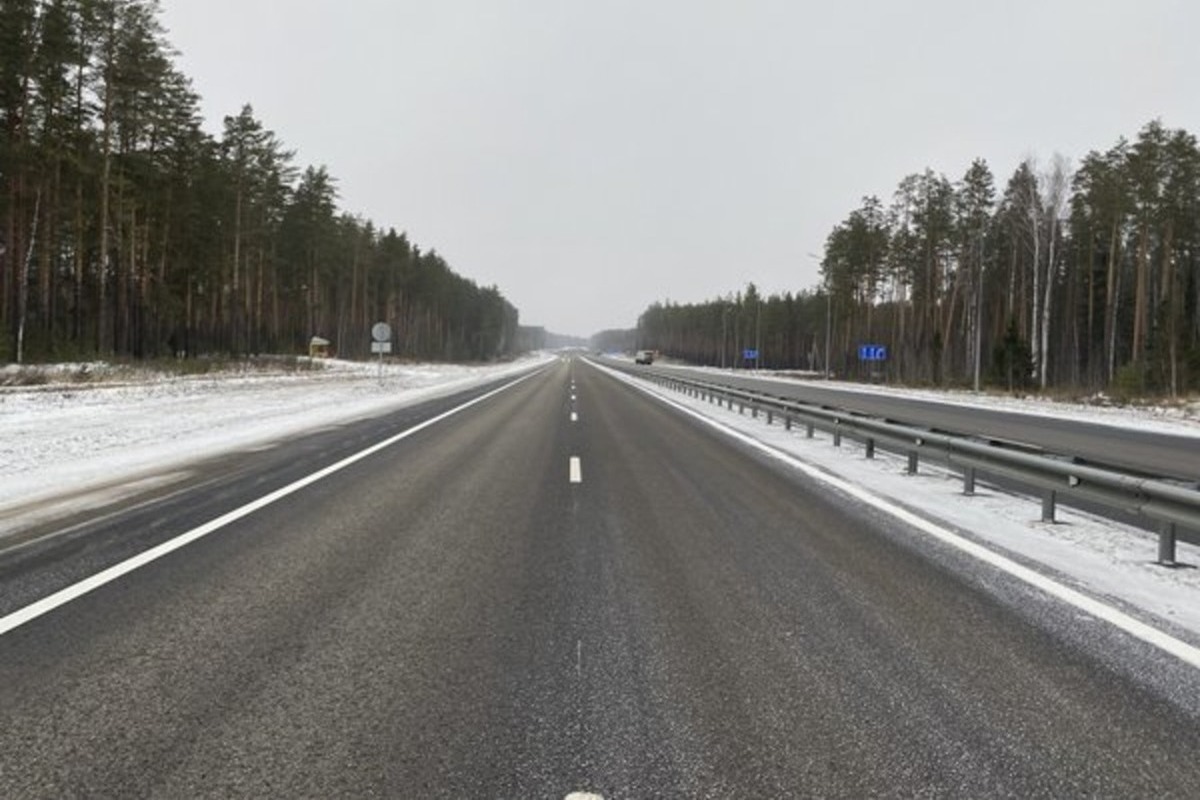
left=636, top=121, right=1200, bottom=395
left=0, top=0, right=520, bottom=363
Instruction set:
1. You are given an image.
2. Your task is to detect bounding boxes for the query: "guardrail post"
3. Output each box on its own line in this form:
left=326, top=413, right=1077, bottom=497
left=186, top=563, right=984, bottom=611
left=963, top=467, right=976, bottom=496
left=751, top=405, right=758, bottom=419
left=906, top=451, right=918, bottom=474
left=785, top=414, right=793, bottom=431
left=1041, top=490, right=1056, bottom=523
left=738, top=402, right=745, bottom=415
left=865, top=438, right=875, bottom=459
left=1158, top=523, right=1177, bottom=566
left=833, top=423, right=841, bottom=447
left=766, top=409, right=773, bottom=425
left=806, top=422, right=814, bottom=438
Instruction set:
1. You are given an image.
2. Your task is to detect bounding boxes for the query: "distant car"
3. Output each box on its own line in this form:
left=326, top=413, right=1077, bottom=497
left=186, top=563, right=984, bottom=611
left=635, top=350, right=654, bottom=365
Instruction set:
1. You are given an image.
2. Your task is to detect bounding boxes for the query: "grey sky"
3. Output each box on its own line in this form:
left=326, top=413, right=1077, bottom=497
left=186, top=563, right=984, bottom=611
left=158, top=1, right=1199, bottom=338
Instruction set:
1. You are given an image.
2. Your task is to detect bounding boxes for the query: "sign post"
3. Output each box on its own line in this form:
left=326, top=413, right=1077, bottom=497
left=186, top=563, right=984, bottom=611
left=858, top=344, right=887, bottom=381
left=371, top=322, right=392, bottom=384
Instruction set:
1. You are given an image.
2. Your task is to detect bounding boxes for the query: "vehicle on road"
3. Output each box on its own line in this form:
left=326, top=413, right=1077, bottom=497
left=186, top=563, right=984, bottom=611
left=635, top=350, right=655, bottom=365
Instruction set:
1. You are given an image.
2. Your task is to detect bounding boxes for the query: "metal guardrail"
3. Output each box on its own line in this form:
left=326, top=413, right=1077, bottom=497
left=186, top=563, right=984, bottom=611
left=631, top=367, right=1200, bottom=566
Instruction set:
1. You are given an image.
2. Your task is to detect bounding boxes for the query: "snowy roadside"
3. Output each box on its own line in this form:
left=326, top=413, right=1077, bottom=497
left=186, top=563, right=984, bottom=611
left=603, top=361, right=1200, bottom=644
left=1, top=354, right=555, bottom=530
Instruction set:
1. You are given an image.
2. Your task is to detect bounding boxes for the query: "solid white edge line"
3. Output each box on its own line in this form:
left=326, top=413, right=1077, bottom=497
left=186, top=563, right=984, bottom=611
left=569, top=457, right=583, bottom=484
left=589, top=360, right=1200, bottom=671
left=0, top=367, right=547, bottom=637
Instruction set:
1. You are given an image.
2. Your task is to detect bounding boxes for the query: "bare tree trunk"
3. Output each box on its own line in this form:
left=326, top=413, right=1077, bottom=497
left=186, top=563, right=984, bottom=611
left=1132, top=222, right=1150, bottom=365
left=97, top=111, right=113, bottom=354
left=40, top=162, right=60, bottom=339
left=1161, top=220, right=1176, bottom=396
left=1103, top=219, right=1121, bottom=383
left=1026, top=176, right=1043, bottom=385
left=1037, top=155, right=1071, bottom=388
left=1086, top=223, right=1096, bottom=385
left=231, top=182, right=242, bottom=354
left=17, top=188, right=41, bottom=364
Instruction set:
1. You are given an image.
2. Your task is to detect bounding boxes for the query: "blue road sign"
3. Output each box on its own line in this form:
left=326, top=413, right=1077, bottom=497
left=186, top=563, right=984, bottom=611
left=858, top=344, right=888, bottom=361
left=743, top=349, right=759, bottom=360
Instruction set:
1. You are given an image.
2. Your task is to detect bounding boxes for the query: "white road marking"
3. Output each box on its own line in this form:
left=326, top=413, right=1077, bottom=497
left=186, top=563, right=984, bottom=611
left=571, top=393, right=577, bottom=402
left=0, top=369, right=546, bottom=638
left=569, top=457, right=583, bottom=484
left=603, top=362, right=1200, bottom=671
left=571, top=412, right=578, bottom=422
left=565, top=793, right=604, bottom=800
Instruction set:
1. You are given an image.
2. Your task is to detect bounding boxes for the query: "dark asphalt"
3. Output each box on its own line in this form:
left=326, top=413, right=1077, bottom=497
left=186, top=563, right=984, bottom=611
left=632, top=361, right=1200, bottom=482
left=1, top=358, right=1198, bottom=797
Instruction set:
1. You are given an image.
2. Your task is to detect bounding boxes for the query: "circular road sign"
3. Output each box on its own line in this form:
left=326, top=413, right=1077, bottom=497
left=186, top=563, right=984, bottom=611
left=371, top=322, right=392, bottom=342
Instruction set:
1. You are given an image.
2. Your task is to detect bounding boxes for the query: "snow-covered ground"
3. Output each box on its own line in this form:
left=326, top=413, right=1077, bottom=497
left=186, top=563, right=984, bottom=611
left=1, top=355, right=554, bottom=531
left=4, top=352, right=1198, bottom=650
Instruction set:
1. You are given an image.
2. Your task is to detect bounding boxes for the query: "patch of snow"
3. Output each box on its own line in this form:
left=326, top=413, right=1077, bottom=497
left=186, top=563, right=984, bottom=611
left=1, top=355, right=554, bottom=528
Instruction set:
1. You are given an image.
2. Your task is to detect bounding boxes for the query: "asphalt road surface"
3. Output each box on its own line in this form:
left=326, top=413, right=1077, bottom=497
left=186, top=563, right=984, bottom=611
left=632, top=360, right=1200, bottom=482
left=1, top=359, right=1198, bottom=798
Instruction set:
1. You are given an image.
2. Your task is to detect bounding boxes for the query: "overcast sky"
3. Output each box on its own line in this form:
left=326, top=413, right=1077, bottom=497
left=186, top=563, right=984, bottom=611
left=157, top=0, right=1199, bottom=338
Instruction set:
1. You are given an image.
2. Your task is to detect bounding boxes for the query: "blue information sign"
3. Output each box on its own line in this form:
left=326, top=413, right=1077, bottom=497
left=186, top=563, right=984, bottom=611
left=858, top=344, right=888, bottom=361
left=743, top=349, right=759, bottom=360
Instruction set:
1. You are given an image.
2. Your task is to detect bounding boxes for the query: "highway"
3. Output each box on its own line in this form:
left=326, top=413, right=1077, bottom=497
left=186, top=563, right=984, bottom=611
left=633, top=361, right=1200, bottom=482
left=1, top=358, right=1198, bottom=797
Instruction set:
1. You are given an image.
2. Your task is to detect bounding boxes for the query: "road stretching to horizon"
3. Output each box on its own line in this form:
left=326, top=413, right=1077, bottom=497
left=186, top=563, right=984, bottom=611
left=1, top=358, right=1198, bottom=797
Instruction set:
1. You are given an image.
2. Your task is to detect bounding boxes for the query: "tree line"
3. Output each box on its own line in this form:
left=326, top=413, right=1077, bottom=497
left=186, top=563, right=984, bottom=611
left=1, top=0, right=521, bottom=364
left=636, top=120, right=1200, bottom=395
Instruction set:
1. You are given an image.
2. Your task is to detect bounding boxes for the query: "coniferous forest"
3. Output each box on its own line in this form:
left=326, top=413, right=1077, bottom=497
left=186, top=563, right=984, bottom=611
left=637, top=121, right=1200, bottom=396
left=0, top=0, right=520, bottom=363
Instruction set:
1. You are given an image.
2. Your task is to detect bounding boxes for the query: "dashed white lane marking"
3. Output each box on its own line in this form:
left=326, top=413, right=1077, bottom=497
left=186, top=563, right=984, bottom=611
left=599, top=361, right=1200, bottom=671
left=565, top=793, right=604, bottom=800
left=571, top=393, right=577, bottom=402
left=0, top=369, right=546, bottom=638
left=569, top=457, right=583, bottom=484
left=571, top=411, right=578, bottom=422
